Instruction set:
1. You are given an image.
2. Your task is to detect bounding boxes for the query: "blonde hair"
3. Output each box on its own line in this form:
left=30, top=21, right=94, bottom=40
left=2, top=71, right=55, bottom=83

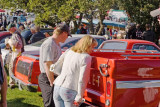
left=71, top=35, right=98, bottom=53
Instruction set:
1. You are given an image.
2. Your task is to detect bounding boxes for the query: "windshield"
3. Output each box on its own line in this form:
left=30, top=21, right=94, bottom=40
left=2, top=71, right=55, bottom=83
left=29, top=38, right=47, bottom=47
left=100, top=41, right=128, bottom=52
left=132, top=44, right=160, bottom=53
left=101, top=41, right=127, bottom=50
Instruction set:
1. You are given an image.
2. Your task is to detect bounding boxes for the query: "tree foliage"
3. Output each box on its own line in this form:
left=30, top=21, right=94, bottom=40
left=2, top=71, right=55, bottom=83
left=117, top=0, right=159, bottom=26
left=0, top=0, right=113, bottom=34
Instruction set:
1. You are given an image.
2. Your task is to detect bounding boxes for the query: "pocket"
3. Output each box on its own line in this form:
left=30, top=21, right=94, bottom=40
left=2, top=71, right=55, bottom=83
left=60, top=88, right=77, bottom=102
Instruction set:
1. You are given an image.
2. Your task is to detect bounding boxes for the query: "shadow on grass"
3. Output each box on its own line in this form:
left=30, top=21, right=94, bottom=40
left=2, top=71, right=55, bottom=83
left=7, top=98, right=39, bottom=107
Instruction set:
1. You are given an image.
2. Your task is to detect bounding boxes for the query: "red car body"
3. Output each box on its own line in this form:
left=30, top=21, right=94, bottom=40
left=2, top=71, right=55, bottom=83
left=0, top=31, right=12, bottom=43
left=12, top=39, right=160, bottom=107
left=0, top=31, right=11, bottom=37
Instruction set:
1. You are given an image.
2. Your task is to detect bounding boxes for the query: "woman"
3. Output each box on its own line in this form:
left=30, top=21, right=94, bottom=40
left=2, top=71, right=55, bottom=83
left=53, top=35, right=98, bottom=107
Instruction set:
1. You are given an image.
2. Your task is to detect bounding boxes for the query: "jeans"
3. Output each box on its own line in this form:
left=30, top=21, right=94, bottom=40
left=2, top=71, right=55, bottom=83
left=53, top=85, right=77, bottom=107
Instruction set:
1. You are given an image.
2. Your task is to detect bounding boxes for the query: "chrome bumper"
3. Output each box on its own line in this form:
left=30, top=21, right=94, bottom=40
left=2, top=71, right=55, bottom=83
left=11, top=75, right=38, bottom=92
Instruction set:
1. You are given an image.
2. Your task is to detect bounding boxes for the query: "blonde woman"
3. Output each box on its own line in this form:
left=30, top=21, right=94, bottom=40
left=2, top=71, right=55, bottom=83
left=53, top=35, right=98, bottom=107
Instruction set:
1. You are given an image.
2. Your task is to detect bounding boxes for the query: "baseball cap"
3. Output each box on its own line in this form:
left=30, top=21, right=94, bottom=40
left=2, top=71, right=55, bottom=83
left=57, top=24, right=72, bottom=37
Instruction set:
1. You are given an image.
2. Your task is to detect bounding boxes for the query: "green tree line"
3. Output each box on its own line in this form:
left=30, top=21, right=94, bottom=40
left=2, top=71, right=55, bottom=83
left=0, top=0, right=160, bottom=34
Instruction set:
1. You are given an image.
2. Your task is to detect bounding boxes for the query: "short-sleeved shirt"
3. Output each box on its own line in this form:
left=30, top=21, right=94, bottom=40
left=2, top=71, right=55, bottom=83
left=39, top=37, right=61, bottom=73
left=30, top=32, right=46, bottom=44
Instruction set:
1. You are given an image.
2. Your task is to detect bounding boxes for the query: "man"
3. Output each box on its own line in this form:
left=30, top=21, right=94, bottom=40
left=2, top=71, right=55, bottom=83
left=38, top=24, right=71, bottom=107
left=29, top=26, right=46, bottom=44
left=7, top=24, right=24, bottom=88
left=135, top=24, right=143, bottom=40
left=27, top=26, right=36, bottom=44
left=142, top=24, right=155, bottom=42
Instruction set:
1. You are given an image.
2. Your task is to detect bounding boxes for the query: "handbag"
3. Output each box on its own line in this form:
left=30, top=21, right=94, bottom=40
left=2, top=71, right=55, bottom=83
left=50, top=49, right=69, bottom=76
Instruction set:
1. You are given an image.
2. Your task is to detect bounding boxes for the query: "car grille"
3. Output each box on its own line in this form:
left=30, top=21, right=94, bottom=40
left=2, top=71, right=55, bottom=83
left=17, top=60, right=31, bottom=76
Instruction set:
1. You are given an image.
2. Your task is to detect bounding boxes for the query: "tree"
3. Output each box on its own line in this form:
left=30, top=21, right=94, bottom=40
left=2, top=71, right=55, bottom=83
left=95, top=0, right=113, bottom=35
left=57, top=0, right=82, bottom=33
left=78, top=0, right=96, bottom=34
left=27, top=0, right=65, bottom=26
left=116, top=0, right=160, bottom=43
left=0, top=0, right=114, bottom=35
left=117, top=0, right=159, bottom=26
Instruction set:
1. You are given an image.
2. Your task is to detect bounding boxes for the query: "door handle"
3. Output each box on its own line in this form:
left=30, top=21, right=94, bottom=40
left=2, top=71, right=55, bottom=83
left=99, top=64, right=109, bottom=77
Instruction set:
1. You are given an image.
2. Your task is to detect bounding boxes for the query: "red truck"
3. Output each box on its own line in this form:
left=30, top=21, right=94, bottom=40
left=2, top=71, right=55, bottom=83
left=12, top=39, right=160, bottom=107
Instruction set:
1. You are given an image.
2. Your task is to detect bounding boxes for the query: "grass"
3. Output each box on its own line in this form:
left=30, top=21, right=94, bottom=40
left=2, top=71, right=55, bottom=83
left=6, top=76, right=44, bottom=107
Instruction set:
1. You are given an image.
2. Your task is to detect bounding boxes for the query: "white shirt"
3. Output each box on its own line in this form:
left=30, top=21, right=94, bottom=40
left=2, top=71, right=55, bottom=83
left=54, top=50, right=92, bottom=102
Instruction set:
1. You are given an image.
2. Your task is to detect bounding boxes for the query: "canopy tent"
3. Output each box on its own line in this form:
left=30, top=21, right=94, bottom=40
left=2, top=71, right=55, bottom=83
left=81, top=19, right=126, bottom=30
left=0, top=9, right=5, bottom=12
left=108, top=10, right=128, bottom=21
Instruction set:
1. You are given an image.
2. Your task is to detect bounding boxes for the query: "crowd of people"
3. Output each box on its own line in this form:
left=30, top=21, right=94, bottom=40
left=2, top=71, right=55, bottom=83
left=0, top=23, right=98, bottom=107
left=127, top=24, right=155, bottom=43
left=75, top=22, right=157, bottom=44
left=0, top=11, right=158, bottom=107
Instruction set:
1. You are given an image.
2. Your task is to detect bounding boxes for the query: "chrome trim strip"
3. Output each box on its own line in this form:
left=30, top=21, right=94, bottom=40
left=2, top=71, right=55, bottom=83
left=28, top=62, right=34, bottom=82
left=22, top=54, right=39, bottom=60
left=122, top=54, right=160, bottom=57
left=11, top=75, right=38, bottom=87
left=116, top=80, right=160, bottom=89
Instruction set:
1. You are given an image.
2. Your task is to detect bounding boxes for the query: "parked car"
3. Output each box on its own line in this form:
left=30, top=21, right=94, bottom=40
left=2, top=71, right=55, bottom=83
left=5, top=34, right=106, bottom=92
left=99, top=39, right=160, bottom=53
left=11, top=39, right=160, bottom=107
left=0, top=31, right=12, bottom=49
left=82, top=39, right=160, bottom=107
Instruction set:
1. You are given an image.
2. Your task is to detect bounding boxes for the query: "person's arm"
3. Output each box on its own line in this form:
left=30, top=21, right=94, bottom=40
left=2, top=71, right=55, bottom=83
left=42, top=45, right=58, bottom=86
left=29, top=34, right=35, bottom=44
left=74, top=55, right=91, bottom=103
left=44, top=61, right=54, bottom=86
left=0, top=54, right=7, bottom=107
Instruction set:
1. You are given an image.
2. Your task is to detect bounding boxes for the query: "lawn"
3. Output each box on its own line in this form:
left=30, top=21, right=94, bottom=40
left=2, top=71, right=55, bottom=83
left=6, top=77, right=44, bottom=107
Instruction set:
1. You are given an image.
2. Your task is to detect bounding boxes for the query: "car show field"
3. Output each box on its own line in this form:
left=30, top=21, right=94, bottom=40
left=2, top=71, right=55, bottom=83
left=6, top=76, right=43, bottom=107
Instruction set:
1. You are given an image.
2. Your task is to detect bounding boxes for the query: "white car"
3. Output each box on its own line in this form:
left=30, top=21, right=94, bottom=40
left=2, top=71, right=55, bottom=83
left=2, top=34, right=106, bottom=65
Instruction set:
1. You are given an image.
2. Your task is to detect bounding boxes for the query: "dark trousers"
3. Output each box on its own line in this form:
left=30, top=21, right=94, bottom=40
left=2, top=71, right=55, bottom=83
left=38, top=73, right=55, bottom=107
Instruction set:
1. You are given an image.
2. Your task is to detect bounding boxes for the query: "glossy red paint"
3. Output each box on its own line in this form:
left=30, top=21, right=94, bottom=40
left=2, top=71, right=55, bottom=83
left=0, top=31, right=11, bottom=39
left=13, top=39, right=160, bottom=106
left=84, top=50, right=160, bottom=107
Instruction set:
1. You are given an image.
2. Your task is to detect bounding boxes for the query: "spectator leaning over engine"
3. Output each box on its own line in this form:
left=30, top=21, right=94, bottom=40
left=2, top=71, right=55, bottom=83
left=38, top=23, right=71, bottom=107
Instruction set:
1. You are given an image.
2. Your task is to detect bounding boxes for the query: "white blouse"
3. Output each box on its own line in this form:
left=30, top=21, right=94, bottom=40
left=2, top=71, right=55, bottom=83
left=54, top=50, right=92, bottom=102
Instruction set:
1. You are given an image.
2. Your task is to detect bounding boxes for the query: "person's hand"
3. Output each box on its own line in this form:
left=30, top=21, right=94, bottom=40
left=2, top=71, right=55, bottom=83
left=73, top=101, right=80, bottom=106
left=28, top=40, right=31, bottom=44
left=50, top=83, right=53, bottom=87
